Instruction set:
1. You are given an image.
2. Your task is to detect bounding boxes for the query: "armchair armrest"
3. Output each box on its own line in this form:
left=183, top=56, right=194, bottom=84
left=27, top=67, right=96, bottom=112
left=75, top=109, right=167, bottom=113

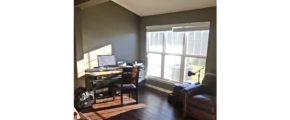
left=183, top=84, right=205, bottom=96
left=182, top=84, right=205, bottom=117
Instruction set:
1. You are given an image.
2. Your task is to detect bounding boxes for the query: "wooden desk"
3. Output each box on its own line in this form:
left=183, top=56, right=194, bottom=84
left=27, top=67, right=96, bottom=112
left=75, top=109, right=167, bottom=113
left=85, top=70, right=122, bottom=77
left=84, top=68, right=122, bottom=103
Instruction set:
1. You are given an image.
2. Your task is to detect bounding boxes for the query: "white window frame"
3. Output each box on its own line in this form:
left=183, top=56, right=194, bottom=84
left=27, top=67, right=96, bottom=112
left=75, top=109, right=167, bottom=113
left=146, top=22, right=210, bottom=83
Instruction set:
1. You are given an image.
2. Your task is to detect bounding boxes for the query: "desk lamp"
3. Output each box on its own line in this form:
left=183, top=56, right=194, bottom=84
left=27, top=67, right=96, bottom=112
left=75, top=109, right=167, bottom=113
left=188, top=68, right=204, bottom=85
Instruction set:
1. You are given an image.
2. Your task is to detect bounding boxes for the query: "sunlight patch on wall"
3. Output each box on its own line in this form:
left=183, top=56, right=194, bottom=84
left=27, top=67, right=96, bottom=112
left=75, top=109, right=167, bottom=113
left=77, top=44, right=112, bottom=78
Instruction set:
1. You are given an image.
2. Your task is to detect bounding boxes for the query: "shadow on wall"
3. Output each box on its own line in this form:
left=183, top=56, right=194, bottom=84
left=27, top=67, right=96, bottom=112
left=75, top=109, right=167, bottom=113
left=77, top=44, right=112, bottom=78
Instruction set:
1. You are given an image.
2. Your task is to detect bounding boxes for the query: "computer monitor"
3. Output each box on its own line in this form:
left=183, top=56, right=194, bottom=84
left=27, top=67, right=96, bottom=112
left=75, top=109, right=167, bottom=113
left=97, top=55, right=117, bottom=67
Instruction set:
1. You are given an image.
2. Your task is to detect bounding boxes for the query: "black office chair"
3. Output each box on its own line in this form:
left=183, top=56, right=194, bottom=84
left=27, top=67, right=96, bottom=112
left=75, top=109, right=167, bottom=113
left=113, top=66, right=139, bottom=105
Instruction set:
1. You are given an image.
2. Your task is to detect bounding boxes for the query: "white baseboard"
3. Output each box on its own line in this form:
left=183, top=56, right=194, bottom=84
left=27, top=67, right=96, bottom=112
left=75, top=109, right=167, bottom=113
left=145, top=83, right=172, bottom=94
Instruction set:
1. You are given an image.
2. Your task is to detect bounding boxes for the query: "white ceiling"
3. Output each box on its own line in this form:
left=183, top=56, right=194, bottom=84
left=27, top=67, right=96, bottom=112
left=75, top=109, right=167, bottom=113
left=112, top=0, right=216, bottom=16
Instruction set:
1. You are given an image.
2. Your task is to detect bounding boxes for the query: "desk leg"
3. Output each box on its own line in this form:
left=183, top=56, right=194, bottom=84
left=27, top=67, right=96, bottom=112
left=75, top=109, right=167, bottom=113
left=121, top=91, right=123, bottom=105
left=89, top=77, right=96, bottom=104
left=93, top=87, right=96, bottom=104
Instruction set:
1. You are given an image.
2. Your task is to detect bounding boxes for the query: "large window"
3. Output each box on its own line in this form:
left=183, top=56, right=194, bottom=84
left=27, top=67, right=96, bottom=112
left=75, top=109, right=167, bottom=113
left=146, top=22, right=210, bottom=83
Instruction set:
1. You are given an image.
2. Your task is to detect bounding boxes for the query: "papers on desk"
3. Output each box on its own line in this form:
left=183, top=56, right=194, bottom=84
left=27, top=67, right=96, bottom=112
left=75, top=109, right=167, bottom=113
left=135, top=63, right=144, bottom=67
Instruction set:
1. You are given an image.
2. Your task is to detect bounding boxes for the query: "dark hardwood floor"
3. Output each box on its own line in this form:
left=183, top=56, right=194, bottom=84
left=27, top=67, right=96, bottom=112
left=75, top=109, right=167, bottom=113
left=79, top=87, right=195, bottom=120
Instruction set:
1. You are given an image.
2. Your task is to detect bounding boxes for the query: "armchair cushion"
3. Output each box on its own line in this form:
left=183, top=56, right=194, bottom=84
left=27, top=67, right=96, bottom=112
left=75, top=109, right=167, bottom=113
left=189, top=94, right=216, bottom=113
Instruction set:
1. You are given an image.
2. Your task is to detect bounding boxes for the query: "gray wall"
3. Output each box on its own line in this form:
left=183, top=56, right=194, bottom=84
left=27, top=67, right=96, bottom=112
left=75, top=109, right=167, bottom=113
left=75, top=7, right=84, bottom=61
left=140, top=7, right=216, bottom=91
left=74, top=7, right=84, bottom=89
left=74, top=1, right=140, bottom=88
left=81, top=1, right=140, bottom=63
left=74, top=4, right=216, bottom=91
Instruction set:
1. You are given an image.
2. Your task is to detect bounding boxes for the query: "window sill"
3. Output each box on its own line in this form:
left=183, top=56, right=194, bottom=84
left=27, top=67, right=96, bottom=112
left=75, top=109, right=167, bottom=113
left=145, top=76, right=182, bottom=85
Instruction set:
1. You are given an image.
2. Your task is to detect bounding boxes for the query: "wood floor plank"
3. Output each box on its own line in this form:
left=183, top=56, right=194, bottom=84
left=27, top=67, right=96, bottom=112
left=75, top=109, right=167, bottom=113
left=79, top=87, right=195, bottom=120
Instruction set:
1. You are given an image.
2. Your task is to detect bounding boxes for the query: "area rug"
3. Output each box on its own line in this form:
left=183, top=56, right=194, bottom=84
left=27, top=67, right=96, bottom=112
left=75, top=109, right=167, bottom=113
left=81, top=96, right=146, bottom=120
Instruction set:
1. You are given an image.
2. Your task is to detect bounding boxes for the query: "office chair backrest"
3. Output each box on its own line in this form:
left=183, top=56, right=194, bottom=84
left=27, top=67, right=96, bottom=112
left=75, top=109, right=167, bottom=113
left=121, top=66, right=139, bottom=84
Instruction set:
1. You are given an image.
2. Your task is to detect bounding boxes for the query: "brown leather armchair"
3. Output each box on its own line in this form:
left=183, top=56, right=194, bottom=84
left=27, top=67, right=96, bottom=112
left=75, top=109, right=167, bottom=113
left=183, top=73, right=216, bottom=120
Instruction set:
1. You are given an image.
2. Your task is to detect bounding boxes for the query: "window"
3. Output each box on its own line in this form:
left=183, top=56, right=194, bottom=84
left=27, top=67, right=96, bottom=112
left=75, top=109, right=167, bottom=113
left=146, top=22, right=210, bottom=83
left=147, top=53, right=162, bottom=77
left=164, top=55, right=181, bottom=81
left=165, top=32, right=184, bottom=54
left=147, top=32, right=163, bottom=52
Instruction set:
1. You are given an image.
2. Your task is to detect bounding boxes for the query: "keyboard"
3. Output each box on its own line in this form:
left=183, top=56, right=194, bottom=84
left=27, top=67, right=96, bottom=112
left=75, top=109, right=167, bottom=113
left=103, top=67, right=119, bottom=71
left=90, top=66, right=120, bottom=71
